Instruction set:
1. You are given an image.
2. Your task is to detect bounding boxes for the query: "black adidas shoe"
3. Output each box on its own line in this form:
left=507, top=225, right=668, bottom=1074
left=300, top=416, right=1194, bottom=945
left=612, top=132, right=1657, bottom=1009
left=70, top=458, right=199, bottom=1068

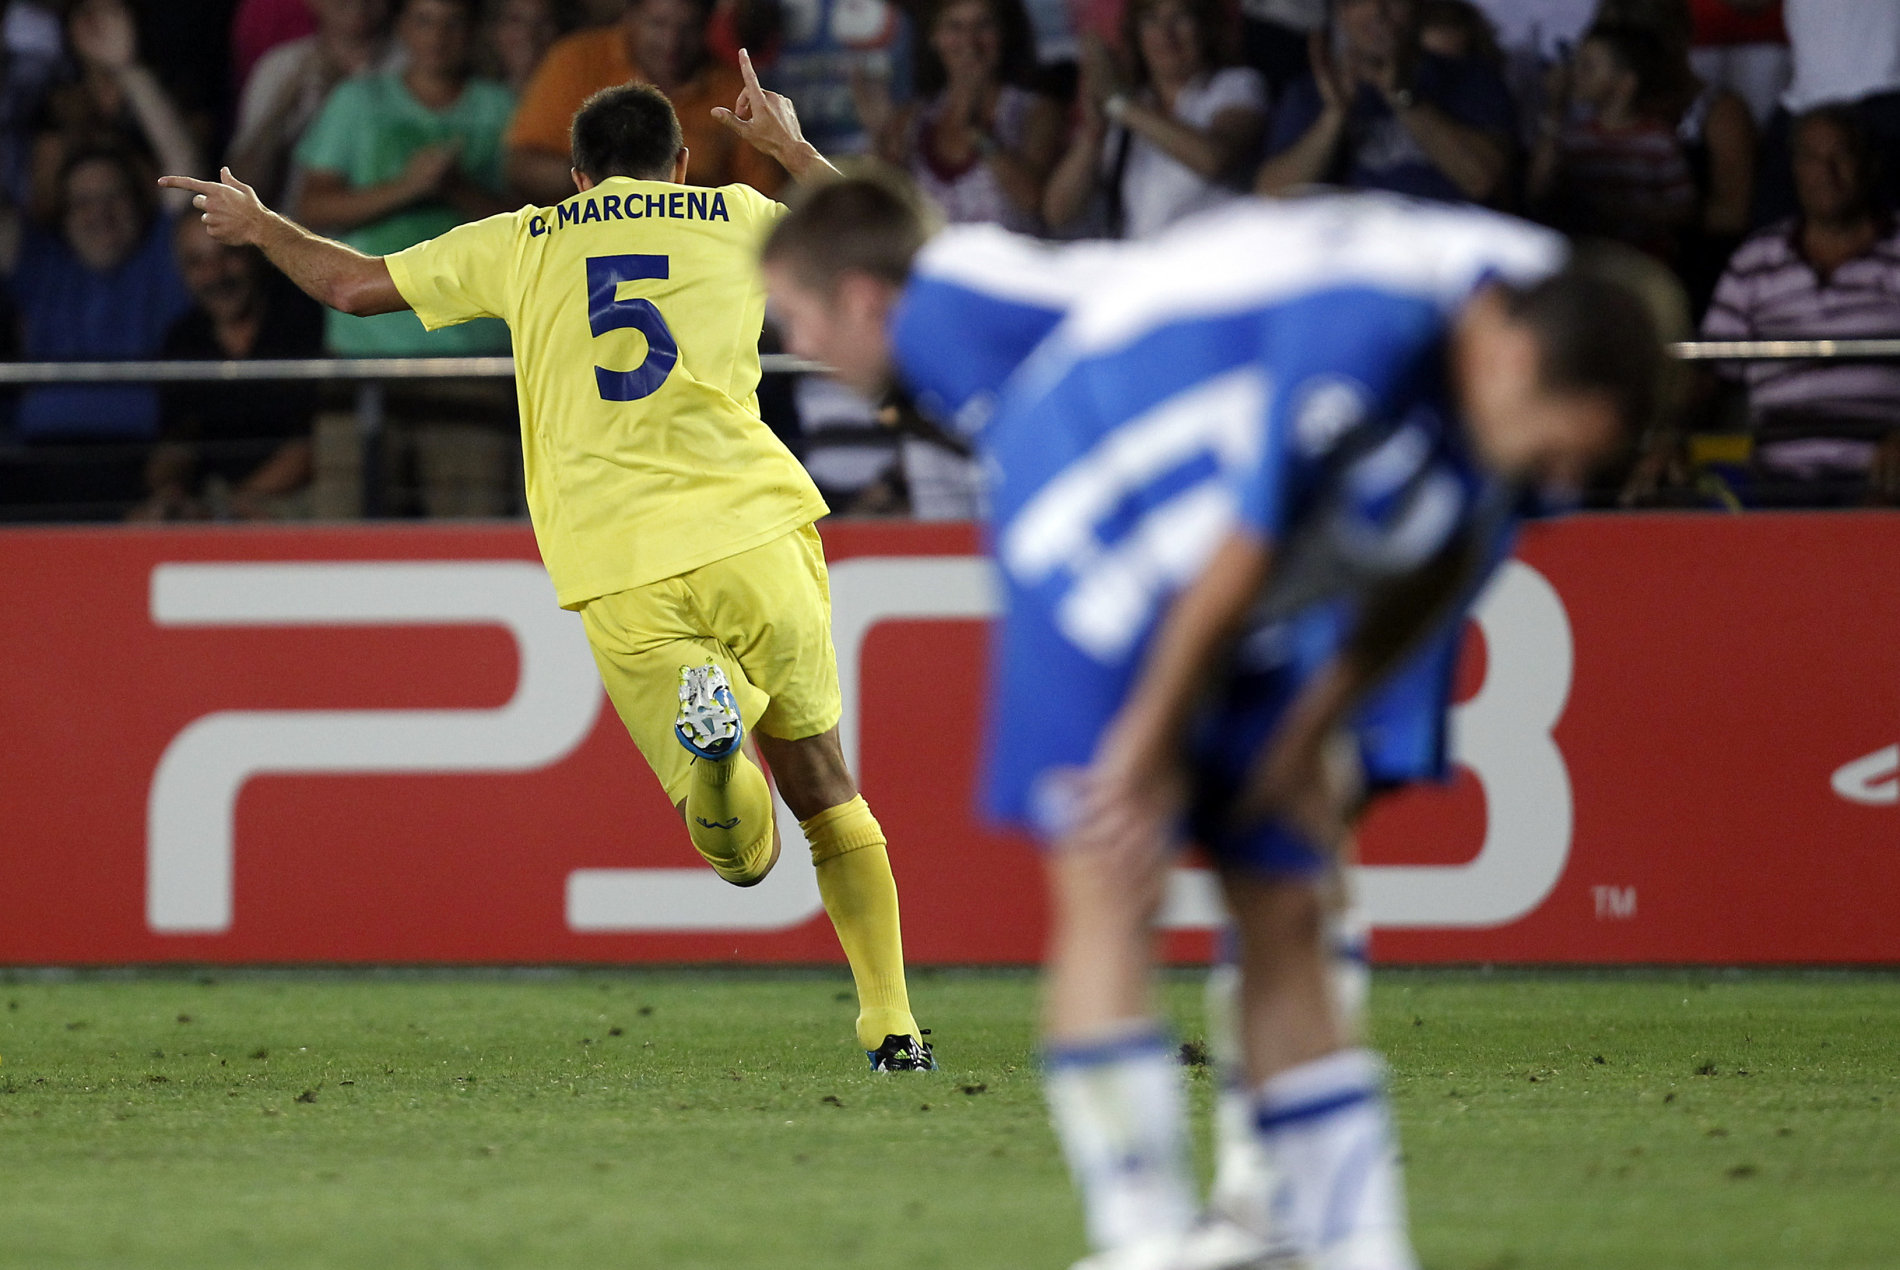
left=867, top=1030, right=936, bottom=1072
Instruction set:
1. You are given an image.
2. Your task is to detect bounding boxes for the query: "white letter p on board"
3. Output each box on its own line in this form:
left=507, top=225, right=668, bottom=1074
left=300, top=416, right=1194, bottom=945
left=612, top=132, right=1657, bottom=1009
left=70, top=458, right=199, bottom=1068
left=147, top=562, right=603, bottom=934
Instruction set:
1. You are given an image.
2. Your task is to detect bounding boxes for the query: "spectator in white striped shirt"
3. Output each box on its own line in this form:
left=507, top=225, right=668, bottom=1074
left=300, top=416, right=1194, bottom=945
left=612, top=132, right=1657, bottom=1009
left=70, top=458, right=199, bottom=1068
left=1701, top=106, right=1900, bottom=502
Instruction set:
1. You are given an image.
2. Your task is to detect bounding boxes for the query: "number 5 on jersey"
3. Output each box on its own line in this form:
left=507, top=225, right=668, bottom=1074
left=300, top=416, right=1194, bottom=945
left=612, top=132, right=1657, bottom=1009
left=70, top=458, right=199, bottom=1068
left=588, top=254, right=679, bottom=401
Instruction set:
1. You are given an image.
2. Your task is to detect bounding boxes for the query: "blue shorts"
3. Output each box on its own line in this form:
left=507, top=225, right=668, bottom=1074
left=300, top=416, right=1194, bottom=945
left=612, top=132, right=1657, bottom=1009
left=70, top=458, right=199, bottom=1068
left=982, top=587, right=1463, bottom=876
left=1355, top=615, right=1461, bottom=791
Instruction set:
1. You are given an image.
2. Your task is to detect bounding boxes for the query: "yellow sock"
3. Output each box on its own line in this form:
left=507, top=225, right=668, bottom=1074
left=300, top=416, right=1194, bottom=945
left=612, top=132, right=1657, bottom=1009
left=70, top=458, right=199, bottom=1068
left=802, top=796, right=919, bottom=1051
left=685, top=752, right=777, bottom=886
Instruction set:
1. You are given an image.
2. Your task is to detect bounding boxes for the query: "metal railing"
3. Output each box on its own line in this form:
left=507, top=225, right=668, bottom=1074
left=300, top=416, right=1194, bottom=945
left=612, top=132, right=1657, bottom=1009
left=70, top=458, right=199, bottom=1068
left=0, top=354, right=822, bottom=385
left=0, top=354, right=825, bottom=519
left=1670, top=338, right=1900, bottom=363
left=1, top=342, right=1896, bottom=519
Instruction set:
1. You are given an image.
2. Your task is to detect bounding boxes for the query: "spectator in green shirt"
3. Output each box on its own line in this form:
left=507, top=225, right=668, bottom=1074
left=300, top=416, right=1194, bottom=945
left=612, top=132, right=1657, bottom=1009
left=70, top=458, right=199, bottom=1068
left=288, top=0, right=520, bottom=518
left=292, top=0, right=515, bottom=358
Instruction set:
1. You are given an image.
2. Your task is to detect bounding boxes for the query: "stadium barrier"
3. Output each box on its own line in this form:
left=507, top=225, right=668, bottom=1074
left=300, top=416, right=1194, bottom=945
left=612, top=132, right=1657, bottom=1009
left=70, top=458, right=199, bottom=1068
left=6, top=340, right=1899, bottom=520
left=3, top=343, right=1899, bottom=966
left=3, top=514, right=1900, bottom=967
left=0, top=355, right=826, bottom=521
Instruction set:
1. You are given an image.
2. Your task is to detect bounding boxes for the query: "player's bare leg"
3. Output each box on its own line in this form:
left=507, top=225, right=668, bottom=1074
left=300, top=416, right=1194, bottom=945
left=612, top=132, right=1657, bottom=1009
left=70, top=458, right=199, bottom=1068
left=754, top=724, right=928, bottom=1069
left=1040, top=829, right=1200, bottom=1261
left=1219, top=872, right=1344, bottom=1082
left=1042, top=836, right=1170, bottom=1034
left=1208, top=858, right=1369, bottom=1235
left=1217, top=866, right=1419, bottom=1270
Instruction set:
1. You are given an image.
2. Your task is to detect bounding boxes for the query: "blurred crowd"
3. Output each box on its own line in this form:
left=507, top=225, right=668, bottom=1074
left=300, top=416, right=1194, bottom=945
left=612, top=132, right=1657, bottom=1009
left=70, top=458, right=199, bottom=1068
left=1, top=0, right=1897, bottom=520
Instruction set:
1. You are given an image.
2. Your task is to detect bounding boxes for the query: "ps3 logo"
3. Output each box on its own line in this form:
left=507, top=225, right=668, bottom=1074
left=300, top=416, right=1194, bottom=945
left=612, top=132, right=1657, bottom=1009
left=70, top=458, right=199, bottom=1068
left=146, top=556, right=1577, bottom=939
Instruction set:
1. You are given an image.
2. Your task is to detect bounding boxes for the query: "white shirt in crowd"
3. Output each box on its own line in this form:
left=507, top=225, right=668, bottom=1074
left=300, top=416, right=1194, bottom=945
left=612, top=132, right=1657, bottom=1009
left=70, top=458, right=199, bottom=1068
left=1110, top=67, right=1268, bottom=241
left=1466, top=0, right=1594, bottom=60
left=1782, top=0, right=1900, bottom=112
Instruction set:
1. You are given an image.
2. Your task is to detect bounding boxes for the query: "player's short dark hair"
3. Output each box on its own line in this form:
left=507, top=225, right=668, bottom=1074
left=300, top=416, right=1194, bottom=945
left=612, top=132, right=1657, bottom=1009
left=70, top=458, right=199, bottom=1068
left=760, top=166, right=940, bottom=291
left=1504, top=242, right=1689, bottom=436
left=570, top=83, right=685, bottom=182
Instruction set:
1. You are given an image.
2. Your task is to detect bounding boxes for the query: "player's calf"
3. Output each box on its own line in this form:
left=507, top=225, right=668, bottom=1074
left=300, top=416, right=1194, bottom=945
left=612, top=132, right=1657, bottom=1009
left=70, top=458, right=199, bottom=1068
left=1207, top=893, right=1371, bottom=1237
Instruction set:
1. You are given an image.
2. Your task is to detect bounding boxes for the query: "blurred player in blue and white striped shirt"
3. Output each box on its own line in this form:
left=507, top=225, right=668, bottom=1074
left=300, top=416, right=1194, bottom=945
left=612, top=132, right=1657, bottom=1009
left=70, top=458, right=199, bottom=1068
left=762, top=178, right=1674, bottom=1270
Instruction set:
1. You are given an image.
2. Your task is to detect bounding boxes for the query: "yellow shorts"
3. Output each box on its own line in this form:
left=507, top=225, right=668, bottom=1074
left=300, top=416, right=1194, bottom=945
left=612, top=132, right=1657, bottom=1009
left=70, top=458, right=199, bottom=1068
left=578, top=523, right=842, bottom=805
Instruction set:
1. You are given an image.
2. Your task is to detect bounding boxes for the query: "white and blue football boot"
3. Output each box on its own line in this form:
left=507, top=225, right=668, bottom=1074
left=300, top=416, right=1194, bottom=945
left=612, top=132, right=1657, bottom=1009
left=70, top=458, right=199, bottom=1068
left=674, top=663, right=743, bottom=760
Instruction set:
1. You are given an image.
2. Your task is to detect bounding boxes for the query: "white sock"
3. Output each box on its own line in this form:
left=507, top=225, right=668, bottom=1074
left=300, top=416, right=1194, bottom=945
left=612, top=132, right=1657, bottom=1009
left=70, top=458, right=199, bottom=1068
left=1205, top=957, right=1275, bottom=1233
left=1329, top=900, right=1371, bottom=1027
left=1045, top=1025, right=1198, bottom=1251
left=1252, top=1049, right=1418, bottom=1270
left=1205, top=905, right=1371, bottom=1236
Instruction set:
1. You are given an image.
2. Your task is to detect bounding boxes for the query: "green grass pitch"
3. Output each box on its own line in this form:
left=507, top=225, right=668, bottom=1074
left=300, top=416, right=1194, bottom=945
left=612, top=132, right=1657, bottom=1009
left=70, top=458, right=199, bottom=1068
left=1, top=967, right=1896, bottom=1269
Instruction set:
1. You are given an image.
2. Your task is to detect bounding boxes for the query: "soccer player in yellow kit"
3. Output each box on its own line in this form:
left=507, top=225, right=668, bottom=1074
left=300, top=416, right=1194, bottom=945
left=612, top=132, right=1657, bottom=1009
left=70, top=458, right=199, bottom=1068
left=161, top=63, right=932, bottom=1071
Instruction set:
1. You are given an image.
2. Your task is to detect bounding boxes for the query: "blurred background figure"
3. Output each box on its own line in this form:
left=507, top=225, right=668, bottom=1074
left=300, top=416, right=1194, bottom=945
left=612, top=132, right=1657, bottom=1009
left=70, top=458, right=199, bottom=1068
left=293, top=0, right=518, bottom=517
left=1684, top=0, right=1786, bottom=126
left=851, top=0, right=1059, bottom=515
left=1460, top=0, right=1592, bottom=124
left=479, top=0, right=566, bottom=91
left=2, top=0, right=69, bottom=209
left=1634, top=0, right=1758, bottom=308
left=1256, top=0, right=1513, bottom=207
left=227, top=0, right=398, bottom=208
left=294, top=0, right=512, bottom=355
left=1043, top=0, right=1267, bottom=238
left=1753, top=0, right=1900, bottom=226
left=861, top=0, right=1062, bottom=233
left=0, top=147, right=193, bottom=520
left=1235, top=0, right=1325, bottom=99
left=132, top=217, right=326, bottom=522
left=131, top=0, right=243, bottom=153
left=1529, top=23, right=1699, bottom=260
left=27, top=0, right=203, bottom=223
left=1463, top=0, right=1592, bottom=59
left=1415, top=0, right=1502, bottom=67
left=1695, top=107, right=1900, bottom=506
left=232, top=0, right=323, bottom=89
left=504, top=0, right=785, bottom=204
left=760, top=0, right=911, bottom=157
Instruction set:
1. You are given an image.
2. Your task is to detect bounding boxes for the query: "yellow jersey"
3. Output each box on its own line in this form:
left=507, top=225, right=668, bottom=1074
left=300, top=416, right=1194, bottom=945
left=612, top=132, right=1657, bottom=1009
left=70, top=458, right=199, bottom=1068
left=385, top=177, right=827, bottom=608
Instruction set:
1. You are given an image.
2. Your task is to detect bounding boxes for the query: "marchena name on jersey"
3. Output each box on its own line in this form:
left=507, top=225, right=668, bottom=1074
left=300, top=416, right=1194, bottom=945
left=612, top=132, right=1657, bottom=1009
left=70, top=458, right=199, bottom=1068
left=530, top=190, right=733, bottom=236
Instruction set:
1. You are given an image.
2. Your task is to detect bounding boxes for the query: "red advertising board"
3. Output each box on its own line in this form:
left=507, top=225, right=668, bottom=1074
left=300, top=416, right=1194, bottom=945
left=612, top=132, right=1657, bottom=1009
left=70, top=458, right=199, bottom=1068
left=1, top=514, right=1897, bottom=966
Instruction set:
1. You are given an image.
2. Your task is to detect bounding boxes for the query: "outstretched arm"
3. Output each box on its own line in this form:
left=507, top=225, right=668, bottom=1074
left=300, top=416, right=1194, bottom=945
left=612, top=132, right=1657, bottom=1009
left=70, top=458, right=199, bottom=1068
left=712, top=48, right=840, bottom=185
left=159, top=167, right=408, bottom=317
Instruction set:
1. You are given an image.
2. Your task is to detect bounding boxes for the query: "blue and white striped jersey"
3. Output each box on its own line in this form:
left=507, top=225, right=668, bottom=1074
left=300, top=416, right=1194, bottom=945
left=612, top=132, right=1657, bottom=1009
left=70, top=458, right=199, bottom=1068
left=893, top=194, right=1563, bottom=667
left=889, top=197, right=1569, bottom=831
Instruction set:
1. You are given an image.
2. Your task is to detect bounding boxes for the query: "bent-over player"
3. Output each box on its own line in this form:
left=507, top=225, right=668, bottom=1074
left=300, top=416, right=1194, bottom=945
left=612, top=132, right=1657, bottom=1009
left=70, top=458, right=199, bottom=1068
left=162, top=72, right=934, bottom=1071
left=759, top=181, right=1674, bottom=1266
